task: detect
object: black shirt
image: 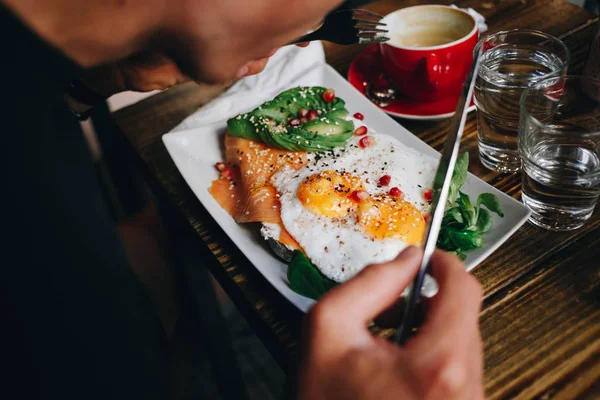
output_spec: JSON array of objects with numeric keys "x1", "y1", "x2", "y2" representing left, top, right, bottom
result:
[{"x1": 1, "y1": 7, "x2": 167, "y2": 399}]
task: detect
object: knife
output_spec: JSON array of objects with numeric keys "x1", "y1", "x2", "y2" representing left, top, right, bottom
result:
[{"x1": 395, "y1": 49, "x2": 482, "y2": 345}]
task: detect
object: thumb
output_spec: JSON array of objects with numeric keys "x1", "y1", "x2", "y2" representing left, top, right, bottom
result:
[{"x1": 314, "y1": 246, "x2": 422, "y2": 330}]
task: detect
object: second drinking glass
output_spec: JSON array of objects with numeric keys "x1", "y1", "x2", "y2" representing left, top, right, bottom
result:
[{"x1": 473, "y1": 29, "x2": 570, "y2": 173}]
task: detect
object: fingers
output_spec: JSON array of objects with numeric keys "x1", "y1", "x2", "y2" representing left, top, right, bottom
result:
[
  {"x1": 403, "y1": 251, "x2": 484, "y2": 400},
  {"x1": 123, "y1": 62, "x2": 192, "y2": 92},
  {"x1": 236, "y1": 42, "x2": 309, "y2": 78},
  {"x1": 426, "y1": 250, "x2": 483, "y2": 330},
  {"x1": 409, "y1": 250, "x2": 482, "y2": 350},
  {"x1": 264, "y1": 48, "x2": 278, "y2": 57},
  {"x1": 309, "y1": 246, "x2": 422, "y2": 332},
  {"x1": 236, "y1": 57, "x2": 270, "y2": 78}
]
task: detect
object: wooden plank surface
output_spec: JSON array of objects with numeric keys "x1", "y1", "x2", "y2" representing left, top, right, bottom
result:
[
  {"x1": 481, "y1": 232, "x2": 600, "y2": 399},
  {"x1": 112, "y1": 1, "x2": 600, "y2": 398}
]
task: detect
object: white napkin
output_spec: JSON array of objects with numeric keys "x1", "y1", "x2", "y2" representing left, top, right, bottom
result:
[
  {"x1": 170, "y1": 42, "x2": 325, "y2": 132},
  {"x1": 450, "y1": 4, "x2": 488, "y2": 35}
]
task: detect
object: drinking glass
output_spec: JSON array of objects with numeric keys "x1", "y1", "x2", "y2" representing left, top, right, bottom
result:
[
  {"x1": 519, "y1": 75, "x2": 600, "y2": 231},
  {"x1": 474, "y1": 30, "x2": 570, "y2": 173}
]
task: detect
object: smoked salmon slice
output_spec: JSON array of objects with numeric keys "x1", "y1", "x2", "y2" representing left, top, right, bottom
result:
[{"x1": 210, "y1": 134, "x2": 307, "y2": 250}]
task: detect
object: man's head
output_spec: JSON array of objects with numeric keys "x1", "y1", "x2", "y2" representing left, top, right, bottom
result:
[
  {"x1": 2, "y1": 0, "x2": 343, "y2": 83},
  {"x1": 156, "y1": 0, "x2": 344, "y2": 82}
]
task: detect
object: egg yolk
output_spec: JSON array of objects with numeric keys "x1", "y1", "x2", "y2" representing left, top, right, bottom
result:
[
  {"x1": 356, "y1": 195, "x2": 425, "y2": 244},
  {"x1": 297, "y1": 170, "x2": 363, "y2": 217}
]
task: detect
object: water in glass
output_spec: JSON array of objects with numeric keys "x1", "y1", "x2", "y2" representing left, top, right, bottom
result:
[
  {"x1": 475, "y1": 46, "x2": 566, "y2": 173},
  {"x1": 519, "y1": 75, "x2": 600, "y2": 231},
  {"x1": 521, "y1": 141, "x2": 600, "y2": 231}
]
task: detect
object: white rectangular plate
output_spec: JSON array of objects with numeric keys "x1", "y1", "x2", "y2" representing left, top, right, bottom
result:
[{"x1": 163, "y1": 63, "x2": 531, "y2": 313}]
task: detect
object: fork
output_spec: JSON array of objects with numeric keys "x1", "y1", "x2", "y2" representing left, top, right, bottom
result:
[{"x1": 289, "y1": 9, "x2": 389, "y2": 45}]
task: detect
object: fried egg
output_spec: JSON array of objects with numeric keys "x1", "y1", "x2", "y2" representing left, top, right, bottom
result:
[{"x1": 269, "y1": 124, "x2": 437, "y2": 283}]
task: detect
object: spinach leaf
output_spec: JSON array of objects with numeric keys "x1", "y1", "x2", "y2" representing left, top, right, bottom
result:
[
  {"x1": 448, "y1": 153, "x2": 469, "y2": 205},
  {"x1": 287, "y1": 251, "x2": 326, "y2": 300},
  {"x1": 323, "y1": 277, "x2": 340, "y2": 291},
  {"x1": 476, "y1": 208, "x2": 493, "y2": 233},
  {"x1": 456, "y1": 191, "x2": 477, "y2": 228},
  {"x1": 477, "y1": 193, "x2": 505, "y2": 217},
  {"x1": 448, "y1": 229, "x2": 484, "y2": 250},
  {"x1": 436, "y1": 153, "x2": 505, "y2": 260},
  {"x1": 437, "y1": 226, "x2": 458, "y2": 251},
  {"x1": 442, "y1": 207, "x2": 465, "y2": 228},
  {"x1": 288, "y1": 251, "x2": 340, "y2": 299}
]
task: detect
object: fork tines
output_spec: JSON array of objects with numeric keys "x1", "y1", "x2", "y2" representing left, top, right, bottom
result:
[
  {"x1": 359, "y1": 34, "x2": 390, "y2": 44},
  {"x1": 352, "y1": 9, "x2": 389, "y2": 44}
]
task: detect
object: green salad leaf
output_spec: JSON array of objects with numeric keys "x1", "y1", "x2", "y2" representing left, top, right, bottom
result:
[
  {"x1": 449, "y1": 152, "x2": 469, "y2": 205},
  {"x1": 477, "y1": 193, "x2": 505, "y2": 217},
  {"x1": 456, "y1": 191, "x2": 477, "y2": 228},
  {"x1": 287, "y1": 251, "x2": 338, "y2": 300},
  {"x1": 436, "y1": 153, "x2": 504, "y2": 257},
  {"x1": 448, "y1": 229, "x2": 484, "y2": 250},
  {"x1": 475, "y1": 208, "x2": 493, "y2": 233}
]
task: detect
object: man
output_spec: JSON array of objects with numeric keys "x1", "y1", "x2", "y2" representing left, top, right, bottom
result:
[{"x1": 0, "y1": 0, "x2": 484, "y2": 398}]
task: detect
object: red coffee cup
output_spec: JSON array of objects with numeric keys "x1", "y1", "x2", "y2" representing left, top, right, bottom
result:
[{"x1": 379, "y1": 5, "x2": 478, "y2": 102}]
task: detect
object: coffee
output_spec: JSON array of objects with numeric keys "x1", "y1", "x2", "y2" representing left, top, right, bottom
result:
[{"x1": 391, "y1": 30, "x2": 459, "y2": 47}]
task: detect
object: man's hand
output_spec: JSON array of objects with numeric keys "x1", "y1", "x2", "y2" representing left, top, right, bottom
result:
[{"x1": 296, "y1": 247, "x2": 485, "y2": 400}]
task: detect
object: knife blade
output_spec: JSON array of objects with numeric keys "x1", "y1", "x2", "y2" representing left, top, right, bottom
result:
[{"x1": 395, "y1": 49, "x2": 482, "y2": 345}]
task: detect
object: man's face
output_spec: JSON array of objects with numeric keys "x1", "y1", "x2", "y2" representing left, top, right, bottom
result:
[{"x1": 159, "y1": 0, "x2": 344, "y2": 83}]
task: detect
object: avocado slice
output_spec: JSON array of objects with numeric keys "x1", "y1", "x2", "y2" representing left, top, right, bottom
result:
[
  {"x1": 227, "y1": 116, "x2": 260, "y2": 141},
  {"x1": 252, "y1": 101, "x2": 291, "y2": 123},
  {"x1": 272, "y1": 118, "x2": 354, "y2": 152},
  {"x1": 303, "y1": 117, "x2": 354, "y2": 137},
  {"x1": 226, "y1": 86, "x2": 355, "y2": 151}
]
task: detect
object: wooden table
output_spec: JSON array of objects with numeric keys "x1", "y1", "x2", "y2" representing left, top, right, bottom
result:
[{"x1": 113, "y1": 1, "x2": 600, "y2": 398}]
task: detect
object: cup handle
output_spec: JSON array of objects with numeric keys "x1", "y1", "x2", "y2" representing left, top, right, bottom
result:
[{"x1": 424, "y1": 53, "x2": 443, "y2": 91}]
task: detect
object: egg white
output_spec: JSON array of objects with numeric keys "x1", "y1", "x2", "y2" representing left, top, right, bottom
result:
[{"x1": 269, "y1": 123, "x2": 437, "y2": 283}]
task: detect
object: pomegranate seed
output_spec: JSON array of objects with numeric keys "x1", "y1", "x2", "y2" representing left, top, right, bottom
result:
[
  {"x1": 220, "y1": 167, "x2": 234, "y2": 179},
  {"x1": 424, "y1": 213, "x2": 430, "y2": 223},
  {"x1": 299, "y1": 117, "x2": 308, "y2": 124},
  {"x1": 322, "y1": 88, "x2": 335, "y2": 103},
  {"x1": 298, "y1": 108, "x2": 309, "y2": 118},
  {"x1": 423, "y1": 188, "x2": 433, "y2": 202},
  {"x1": 288, "y1": 118, "x2": 300, "y2": 126},
  {"x1": 354, "y1": 126, "x2": 368, "y2": 136},
  {"x1": 307, "y1": 109, "x2": 319, "y2": 121},
  {"x1": 358, "y1": 136, "x2": 374, "y2": 148},
  {"x1": 378, "y1": 175, "x2": 391, "y2": 186},
  {"x1": 389, "y1": 187, "x2": 404, "y2": 198},
  {"x1": 353, "y1": 112, "x2": 364, "y2": 120},
  {"x1": 215, "y1": 162, "x2": 226, "y2": 172},
  {"x1": 350, "y1": 190, "x2": 370, "y2": 202}
]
